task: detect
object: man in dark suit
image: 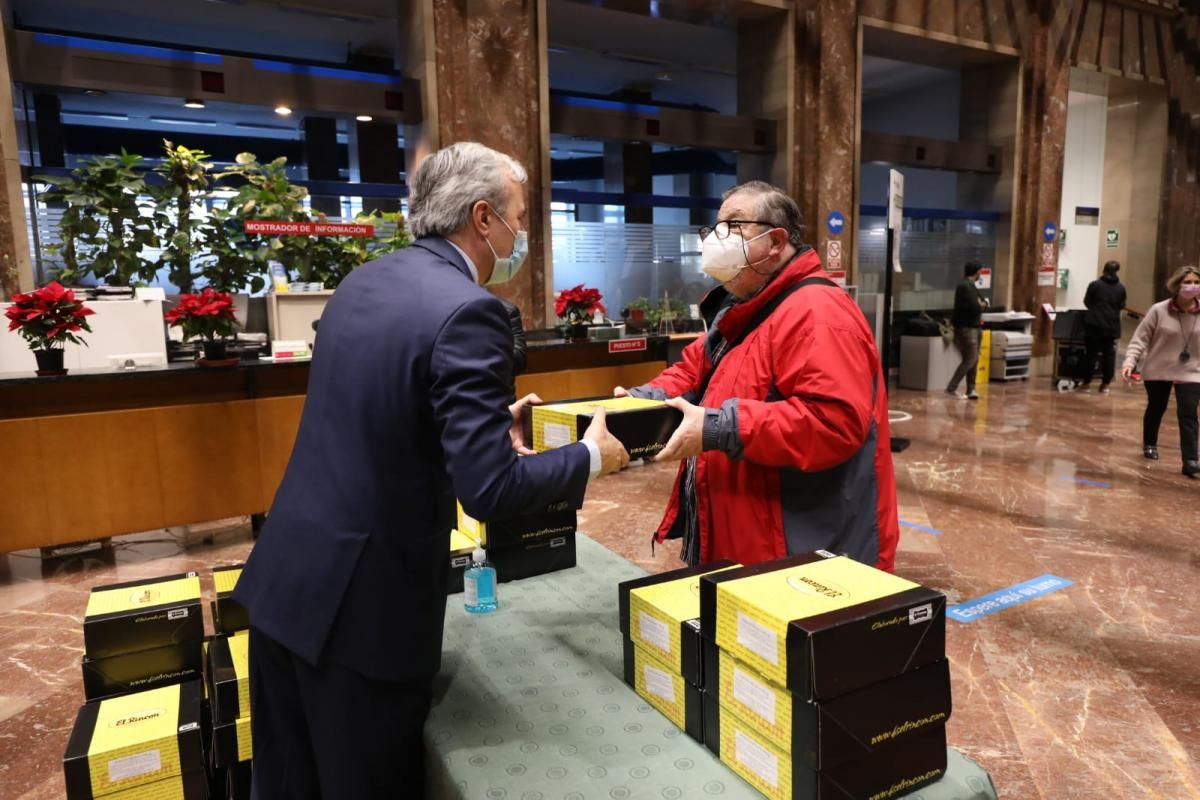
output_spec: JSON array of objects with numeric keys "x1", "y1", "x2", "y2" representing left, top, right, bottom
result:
[{"x1": 235, "y1": 142, "x2": 629, "y2": 799}]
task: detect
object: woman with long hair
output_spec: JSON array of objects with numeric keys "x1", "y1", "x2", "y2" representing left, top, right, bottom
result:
[{"x1": 1122, "y1": 265, "x2": 1200, "y2": 477}]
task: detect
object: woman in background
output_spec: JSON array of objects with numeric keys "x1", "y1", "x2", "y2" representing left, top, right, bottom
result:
[{"x1": 1122, "y1": 265, "x2": 1200, "y2": 477}]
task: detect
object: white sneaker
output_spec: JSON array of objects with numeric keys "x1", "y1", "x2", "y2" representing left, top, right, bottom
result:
[
  {"x1": 967, "y1": 391, "x2": 980, "y2": 400},
  {"x1": 945, "y1": 389, "x2": 966, "y2": 400}
]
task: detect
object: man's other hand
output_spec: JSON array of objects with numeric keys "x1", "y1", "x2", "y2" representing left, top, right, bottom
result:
[
  {"x1": 508, "y1": 393, "x2": 542, "y2": 455},
  {"x1": 583, "y1": 407, "x2": 630, "y2": 475}
]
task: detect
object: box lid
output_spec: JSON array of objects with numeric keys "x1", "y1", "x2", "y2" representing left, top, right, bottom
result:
[
  {"x1": 619, "y1": 560, "x2": 739, "y2": 636},
  {"x1": 85, "y1": 574, "x2": 201, "y2": 621},
  {"x1": 63, "y1": 681, "x2": 204, "y2": 799},
  {"x1": 212, "y1": 565, "x2": 243, "y2": 597}
]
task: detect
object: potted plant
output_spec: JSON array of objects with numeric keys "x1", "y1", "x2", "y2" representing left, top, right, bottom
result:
[
  {"x1": 164, "y1": 287, "x2": 239, "y2": 365},
  {"x1": 37, "y1": 150, "x2": 161, "y2": 287},
  {"x1": 151, "y1": 140, "x2": 213, "y2": 293},
  {"x1": 555, "y1": 284, "x2": 606, "y2": 342},
  {"x1": 4, "y1": 281, "x2": 95, "y2": 375}
]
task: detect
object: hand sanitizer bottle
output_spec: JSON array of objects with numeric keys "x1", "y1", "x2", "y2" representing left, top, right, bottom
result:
[{"x1": 463, "y1": 539, "x2": 497, "y2": 614}]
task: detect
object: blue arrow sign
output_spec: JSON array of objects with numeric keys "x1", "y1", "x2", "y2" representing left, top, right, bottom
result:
[
  {"x1": 1043, "y1": 222, "x2": 1057, "y2": 242},
  {"x1": 827, "y1": 210, "x2": 845, "y2": 236}
]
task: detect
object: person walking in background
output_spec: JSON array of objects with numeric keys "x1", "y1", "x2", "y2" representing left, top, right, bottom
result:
[
  {"x1": 946, "y1": 260, "x2": 987, "y2": 400},
  {"x1": 1081, "y1": 260, "x2": 1127, "y2": 394},
  {"x1": 1122, "y1": 265, "x2": 1200, "y2": 478}
]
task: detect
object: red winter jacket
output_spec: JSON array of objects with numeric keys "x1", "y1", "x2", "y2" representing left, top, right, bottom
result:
[{"x1": 633, "y1": 249, "x2": 899, "y2": 571}]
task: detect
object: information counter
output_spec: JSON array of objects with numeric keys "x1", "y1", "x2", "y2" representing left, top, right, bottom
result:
[{"x1": 0, "y1": 338, "x2": 670, "y2": 553}]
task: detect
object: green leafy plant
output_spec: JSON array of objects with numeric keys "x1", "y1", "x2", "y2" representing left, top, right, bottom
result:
[
  {"x1": 200, "y1": 152, "x2": 309, "y2": 294},
  {"x1": 313, "y1": 210, "x2": 413, "y2": 289},
  {"x1": 37, "y1": 151, "x2": 161, "y2": 286},
  {"x1": 152, "y1": 140, "x2": 213, "y2": 293}
]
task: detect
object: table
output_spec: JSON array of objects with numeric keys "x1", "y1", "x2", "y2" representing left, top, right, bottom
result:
[{"x1": 427, "y1": 535, "x2": 999, "y2": 800}]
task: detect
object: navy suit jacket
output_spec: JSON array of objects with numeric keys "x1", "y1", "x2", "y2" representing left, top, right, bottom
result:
[{"x1": 235, "y1": 237, "x2": 591, "y2": 681}]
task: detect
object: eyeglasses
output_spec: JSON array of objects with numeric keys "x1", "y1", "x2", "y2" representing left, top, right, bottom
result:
[{"x1": 698, "y1": 219, "x2": 776, "y2": 241}]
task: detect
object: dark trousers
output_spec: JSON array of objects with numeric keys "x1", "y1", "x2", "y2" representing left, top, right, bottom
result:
[
  {"x1": 249, "y1": 627, "x2": 434, "y2": 800},
  {"x1": 947, "y1": 327, "x2": 981, "y2": 393},
  {"x1": 1143, "y1": 381, "x2": 1200, "y2": 464},
  {"x1": 1084, "y1": 331, "x2": 1117, "y2": 386}
]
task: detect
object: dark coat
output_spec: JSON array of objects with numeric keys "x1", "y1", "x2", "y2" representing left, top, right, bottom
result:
[
  {"x1": 235, "y1": 237, "x2": 590, "y2": 681},
  {"x1": 1083, "y1": 273, "x2": 1127, "y2": 338}
]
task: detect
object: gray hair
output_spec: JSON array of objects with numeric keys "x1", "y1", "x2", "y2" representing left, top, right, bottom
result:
[
  {"x1": 408, "y1": 142, "x2": 528, "y2": 238},
  {"x1": 722, "y1": 181, "x2": 807, "y2": 249}
]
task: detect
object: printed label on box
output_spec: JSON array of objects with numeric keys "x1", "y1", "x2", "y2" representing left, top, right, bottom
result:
[
  {"x1": 643, "y1": 664, "x2": 676, "y2": 704},
  {"x1": 638, "y1": 611, "x2": 671, "y2": 655},
  {"x1": 543, "y1": 422, "x2": 572, "y2": 449},
  {"x1": 909, "y1": 603, "x2": 933, "y2": 625},
  {"x1": 735, "y1": 730, "x2": 779, "y2": 789},
  {"x1": 737, "y1": 611, "x2": 779, "y2": 666},
  {"x1": 733, "y1": 666, "x2": 777, "y2": 726},
  {"x1": 107, "y1": 749, "x2": 162, "y2": 783},
  {"x1": 167, "y1": 609, "x2": 188, "y2": 620}
]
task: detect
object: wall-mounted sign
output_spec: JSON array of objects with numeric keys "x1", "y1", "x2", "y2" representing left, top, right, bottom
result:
[
  {"x1": 1043, "y1": 222, "x2": 1057, "y2": 242},
  {"x1": 1105, "y1": 228, "x2": 1120, "y2": 248},
  {"x1": 826, "y1": 210, "x2": 845, "y2": 236},
  {"x1": 245, "y1": 221, "x2": 375, "y2": 236},
  {"x1": 608, "y1": 338, "x2": 647, "y2": 354},
  {"x1": 975, "y1": 268, "x2": 992, "y2": 290}
]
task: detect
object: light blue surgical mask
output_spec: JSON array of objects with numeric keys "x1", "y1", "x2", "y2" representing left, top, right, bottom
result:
[{"x1": 484, "y1": 205, "x2": 528, "y2": 285}]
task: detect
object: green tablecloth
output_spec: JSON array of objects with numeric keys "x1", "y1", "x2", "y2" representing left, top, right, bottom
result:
[{"x1": 426, "y1": 534, "x2": 997, "y2": 800}]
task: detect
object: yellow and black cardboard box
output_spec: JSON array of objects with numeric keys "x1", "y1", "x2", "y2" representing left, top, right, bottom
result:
[
  {"x1": 211, "y1": 565, "x2": 249, "y2": 635},
  {"x1": 713, "y1": 648, "x2": 951, "y2": 768},
  {"x1": 699, "y1": 552, "x2": 945, "y2": 700},
  {"x1": 457, "y1": 499, "x2": 578, "y2": 551},
  {"x1": 208, "y1": 631, "x2": 250, "y2": 725},
  {"x1": 63, "y1": 680, "x2": 205, "y2": 799},
  {"x1": 79, "y1": 769, "x2": 209, "y2": 800},
  {"x1": 82, "y1": 640, "x2": 204, "y2": 702},
  {"x1": 703, "y1": 694, "x2": 948, "y2": 800},
  {"x1": 212, "y1": 714, "x2": 253, "y2": 768},
  {"x1": 447, "y1": 529, "x2": 577, "y2": 595},
  {"x1": 623, "y1": 641, "x2": 703, "y2": 743},
  {"x1": 522, "y1": 396, "x2": 683, "y2": 461},
  {"x1": 617, "y1": 561, "x2": 739, "y2": 687},
  {"x1": 84, "y1": 573, "x2": 204, "y2": 660}
]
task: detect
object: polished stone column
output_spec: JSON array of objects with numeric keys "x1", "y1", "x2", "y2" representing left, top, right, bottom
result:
[
  {"x1": 1010, "y1": 5, "x2": 1070, "y2": 361},
  {"x1": 773, "y1": 0, "x2": 858, "y2": 277},
  {"x1": 0, "y1": 10, "x2": 33, "y2": 295},
  {"x1": 402, "y1": 0, "x2": 552, "y2": 327}
]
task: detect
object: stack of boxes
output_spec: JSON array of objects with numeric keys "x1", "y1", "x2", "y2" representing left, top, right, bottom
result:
[
  {"x1": 620, "y1": 553, "x2": 954, "y2": 800},
  {"x1": 208, "y1": 630, "x2": 253, "y2": 799},
  {"x1": 617, "y1": 562, "x2": 740, "y2": 743},
  {"x1": 80, "y1": 573, "x2": 206, "y2": 701},
  {"x1": 64, "y1": 566, "x2": 253, "y2": 800},
  {"x1": 698, "y1": 552, "x2": 952, "y2": 800},
  {"x1": 446, "y1": 500, "x2": 578, "y2": 594},
  {"x1": 207, "y1": 563, "x2": 253, "y2": 799}
]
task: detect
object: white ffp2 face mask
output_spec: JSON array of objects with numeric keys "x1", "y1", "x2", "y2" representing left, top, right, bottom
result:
[{"x1": 700, "y1": 230, "x2": 771, "y2": 283}]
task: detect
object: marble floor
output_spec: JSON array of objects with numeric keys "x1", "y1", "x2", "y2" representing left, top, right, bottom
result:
[{"x1": 2, "y1": 381, "x2": 1198, "y2": 799}]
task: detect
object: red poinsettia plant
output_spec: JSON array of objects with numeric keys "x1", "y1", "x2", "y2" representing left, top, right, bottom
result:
[
  {"x1": 164, "y1": 287, "x2": 238, "y2": 341},
  {"x1": 555, "y1": 284, "x2": 606, "y2": 325},
  {"x1": 4, "y1": 281, "x2": 95, "y2": 350}
]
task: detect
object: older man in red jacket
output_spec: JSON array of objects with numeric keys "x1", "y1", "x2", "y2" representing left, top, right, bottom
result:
[{"x1": 618, "y1": 181, "x2": 899, "y2": 572}]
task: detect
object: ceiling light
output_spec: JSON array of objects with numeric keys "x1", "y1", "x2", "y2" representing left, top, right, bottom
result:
[
  {"x1": 83, "y1": 89, "x2": 106, "y2": 97},
  {"x1": 356, "y1": 114, "x2": 373, "y2": 122},
  {"x1": 274, "y1": 105, "x2": 293, "y2": 116},
  {"x1": 150, "y1": 116, "x2": 218, "y2": 127},
  {"x1": 184, "y1": 98, "x2": 206, "y2": 109}
]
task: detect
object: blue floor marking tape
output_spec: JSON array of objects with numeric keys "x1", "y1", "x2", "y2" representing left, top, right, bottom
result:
[
  {"x1": 947, "y1": 574, "x2": 1074, "y2": 623},
  {"x1": 1062, "y1": 477, "x2": 1113, "y2": 489},
  {"x1": 899, "y1": 519, "x2": 943, "y2": 535}
]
